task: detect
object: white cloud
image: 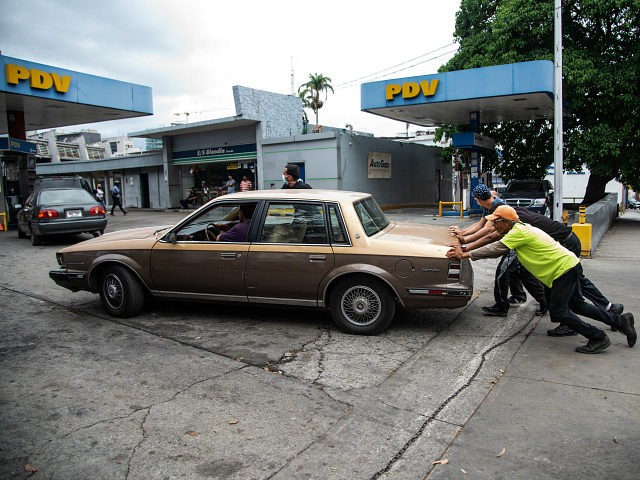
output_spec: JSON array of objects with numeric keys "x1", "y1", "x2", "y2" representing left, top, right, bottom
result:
[{"x1": 1, "y1": 0, "x2": 460, "y2": 137}]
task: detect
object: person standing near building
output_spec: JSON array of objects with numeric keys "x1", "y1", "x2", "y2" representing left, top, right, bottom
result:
[
  {"x1": 110, "y1": 181, "x2": 127, "y2": 215},
  {"x1": 240, "y1": 175, "x2": 253, "y2": 192},
  {"x1": 282, "y1": 164, "x2": 312, "y2": 189},
  {"x1": 95, "y1": 184, "x2": 105, "y2": 208},
  {"x1": 224, "y1": 175, "x2": 237, "y2": 194}
]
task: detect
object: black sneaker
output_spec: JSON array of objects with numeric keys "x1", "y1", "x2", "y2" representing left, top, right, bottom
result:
[
  {"x1": 508, "y1": 295, "x2": 526, "y2": 304},
  {"x1": 575, "y1": 335, "x2": 611, "y2": 354},
  {"x1": 482, "y1": 305, "x2": 508, "y2": 317},
  {"x1": 547, "y1": 325, "x2": 577, "y2": 336},
  {"x1": 609, "y1": 303, "x2": 624, "y2": 315},
  {"x1": 618, "y1": 313, "x2": 636, "y2": 347}
]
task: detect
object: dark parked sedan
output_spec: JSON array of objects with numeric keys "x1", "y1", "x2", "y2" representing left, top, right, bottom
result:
[{"x1": 17, "y1": 187, "x2": 108, "y2": 245}]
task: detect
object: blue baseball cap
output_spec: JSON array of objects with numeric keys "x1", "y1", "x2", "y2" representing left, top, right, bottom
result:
[{"x1": 472, "y1": 184, "x2": 491, "y2": 200}]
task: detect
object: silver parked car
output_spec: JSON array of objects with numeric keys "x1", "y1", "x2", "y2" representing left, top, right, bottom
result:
[{"x1": 17, "y1": 187, "x2": 108, "y2": 245}]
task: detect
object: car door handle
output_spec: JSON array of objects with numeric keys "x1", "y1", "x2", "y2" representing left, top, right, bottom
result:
[
  {"x1": 309, "y1": 254, "x2": 326, "y2": 262},
  {"x1": 220, "y1": 252, "x2": 238, "y2": 259}
]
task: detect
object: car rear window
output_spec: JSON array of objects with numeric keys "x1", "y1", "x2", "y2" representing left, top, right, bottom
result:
[
  {"x1": 354, "y1": 196, "x2": 389, "y2": 236},
  {"x1": 39, "y1": 189, "x2": 95, "y2": 204}
]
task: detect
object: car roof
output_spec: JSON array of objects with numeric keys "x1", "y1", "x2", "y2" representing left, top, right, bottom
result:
[{"x1": 216, "y1": 189, "x2": 371, "y2": 203}]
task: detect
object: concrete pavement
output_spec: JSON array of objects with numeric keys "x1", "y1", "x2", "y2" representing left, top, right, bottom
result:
[
  {"x1": 422, "y1": 208, "x2": 640, "y2": 479},
  {"x1": 1, "y1": 206, "x2": 638, "y2": 479}
]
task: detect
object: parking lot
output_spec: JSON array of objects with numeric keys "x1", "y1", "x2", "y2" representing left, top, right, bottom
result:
[{"x1": 1, "y1": 208, "x2": 639, "y2": 479}]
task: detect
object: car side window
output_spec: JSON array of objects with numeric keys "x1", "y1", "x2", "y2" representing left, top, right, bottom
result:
[
  {"x1": 328, "y1": 204, "x2": 349, "y2": 244},
  {"x1": 173, "y1": 203, "x2": 242, "y2": 242},
  {"x1": 260, "y1": 202, "x2": 327, "y2": 244}
]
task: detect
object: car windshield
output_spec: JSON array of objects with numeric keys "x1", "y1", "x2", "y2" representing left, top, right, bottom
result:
[
  {"x1": 39, "y1": 188, "x2": 95, "y2": 204},
  {"x1": 504, "y1": 181, "x2": 543, "y2": 193},
  {"x1": 354, "y1": 196, "x2": 389, "y2": 236}
]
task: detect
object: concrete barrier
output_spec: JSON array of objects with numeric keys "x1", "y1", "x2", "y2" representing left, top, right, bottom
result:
[{"x1": 573, "y1": 193, "x2": 618, "y2": 254}]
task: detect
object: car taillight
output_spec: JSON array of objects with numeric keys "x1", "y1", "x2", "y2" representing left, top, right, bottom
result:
[
  {"x1": 90, "y1": 206, "x2": 106, "y2": 215},
  {"x1": 447, "y1": 261, "x2": 461, "y2": 281},
  {"x1": 38, "y1": 209, "x2": 59, "y2": 219}
]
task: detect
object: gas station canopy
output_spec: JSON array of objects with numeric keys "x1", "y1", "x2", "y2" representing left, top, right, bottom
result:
[
  {"x1": 1, "y1": 55, "x2": 153, "y2": 135},
  {"x1": 361, "y1": 60, "x2": 554, "y2": 126}
]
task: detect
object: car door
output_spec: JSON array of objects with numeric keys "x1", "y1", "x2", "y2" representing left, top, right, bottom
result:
[
  {"x1": 148, "y1": 201, "x2": 254, "y2": 302},
  {"x1": 245, "y1": 201, "x2": 335, "y2": 306}
]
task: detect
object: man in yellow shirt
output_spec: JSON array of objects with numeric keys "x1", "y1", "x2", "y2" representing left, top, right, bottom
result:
[{"x1": 447, "y1": 205, "x2": 635, "y2": 354}]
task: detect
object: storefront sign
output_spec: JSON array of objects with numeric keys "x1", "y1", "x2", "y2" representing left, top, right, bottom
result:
[
  {"x1": 385, "y1": 79, "x2": 439, "y2": 101},
  {"x1": 368, "y1": 152, "x2": 392, "y2": 178},
  {"x1": 5, "y1": 63, "x2": 72, "y2": 93},
  {"x1": 173, "y1": 143, "x2": 257, "y2": 165}
]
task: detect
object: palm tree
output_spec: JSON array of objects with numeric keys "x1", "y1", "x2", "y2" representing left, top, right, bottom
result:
[{"x1": 297, "y1": 73, "x2": 334, "y2": 128}]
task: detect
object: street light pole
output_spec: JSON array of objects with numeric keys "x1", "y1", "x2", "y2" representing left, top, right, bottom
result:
[{"x1": 553, "y1": 0, "x2": 564, "y2": 220}]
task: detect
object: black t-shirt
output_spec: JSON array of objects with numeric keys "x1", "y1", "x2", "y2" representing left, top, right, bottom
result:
[
  {"x1": 282, "y1": 181, "x2": 312, "y2": 189},
  {"x1": 515, "y1": 207, "x2": 571, "y2": 241}
]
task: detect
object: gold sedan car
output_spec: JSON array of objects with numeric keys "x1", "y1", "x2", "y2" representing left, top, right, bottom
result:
[{"x1": 50, "y1": 190, "x2": 473, "y2": 334}]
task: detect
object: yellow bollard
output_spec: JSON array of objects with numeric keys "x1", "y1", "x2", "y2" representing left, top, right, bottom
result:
[{"x1": 571, "y1": 207, "x2": 591, "y2": 257}]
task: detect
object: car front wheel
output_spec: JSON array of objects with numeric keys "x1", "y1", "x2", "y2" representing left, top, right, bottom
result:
[
  {"x1": 329, "y1": 276, "x2": 396, "y2": 335},
  {"x1": 99, "y1": 265, "x2": 145, "y2": 317}
]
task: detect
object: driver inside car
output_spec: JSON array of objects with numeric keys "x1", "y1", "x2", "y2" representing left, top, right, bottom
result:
[{"x1": 214, "y1": 204, "x2": 255, "y2": 242}]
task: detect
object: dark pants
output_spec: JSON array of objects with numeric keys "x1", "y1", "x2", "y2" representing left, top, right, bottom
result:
[
  {"x1": 495, "y1": 251, "x2": 547, "y2": 311},
  {"x1": 111, "y1": 197, "x2": 126, "y2": 215},
  {"x1": 546, "y1": 264, "x2": 609, "y2": 341},
  {"x1": 561, "y1": 232, "x2": 610, "y2": 309}
]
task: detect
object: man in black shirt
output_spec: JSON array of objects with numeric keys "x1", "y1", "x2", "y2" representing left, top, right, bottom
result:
[{"x1": 282, "y1": 164, "x2": 312, "y2": 189}]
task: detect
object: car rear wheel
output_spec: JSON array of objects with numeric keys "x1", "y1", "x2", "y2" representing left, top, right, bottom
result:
[
  {"x1": 329, "y1": 276, "x2": 395, "y2": 335},
  {"x1": 99, "y1": 265, "x2": 144, "y2": 318},
  {"x1": 30, "y1": 227, "x2": 41, "y2": 246}
]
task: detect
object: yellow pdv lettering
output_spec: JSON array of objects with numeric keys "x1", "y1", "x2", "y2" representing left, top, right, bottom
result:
[
  {"x1": 402, "y1": 82, "x2": 421, "y2": 99},
  {"x1": 5, "y1": 64, "x2": 30, "y2": 84},
  {"x1": 386, "y1": 83, "x2": 401, "y2": 101},
  {"x1": 51, "y1": 73, "x2": 71, "y2": 93},
  {"x1": 420, "y1": 79, "x2": 439, "y2": 96},
  {"x1": 30, "y1": 69, "x2": 53, "y2": 90}
]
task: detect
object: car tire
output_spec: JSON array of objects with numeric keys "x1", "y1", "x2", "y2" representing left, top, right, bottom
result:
[
  {"x1": 30, "y1": 228, "x2": 41, "y2": 246},
  {"x1": 99, "y1": 265, "x2": 145, "y2": 318},
  {"x1": 329, "y1": 275, "x2": 396, "y2": 335}
]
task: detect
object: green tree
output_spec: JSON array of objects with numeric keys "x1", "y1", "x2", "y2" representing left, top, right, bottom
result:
[
  {"x1": 440, "y1": 0, "x2": 640, "y2": 202},
  {"x1": 298, "y1": 73, "x2": 335, "y2": 127}
]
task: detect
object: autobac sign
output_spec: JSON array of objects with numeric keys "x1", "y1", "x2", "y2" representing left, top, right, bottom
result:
[
  {"x1": 368, "y1": 152, "x2": 391, "y2": 178},
  {"x1": 5, "y1": 63, "x2": 71, "y2": 93}
]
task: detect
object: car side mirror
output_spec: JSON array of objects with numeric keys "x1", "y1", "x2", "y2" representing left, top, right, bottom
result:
[{"x1": 166, "y1": 231, "x2": 177, "y2": 244}]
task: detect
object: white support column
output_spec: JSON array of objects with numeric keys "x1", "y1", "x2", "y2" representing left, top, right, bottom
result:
[{"x1": 553, "y1": 0, "x2": 564, "y2": 220}]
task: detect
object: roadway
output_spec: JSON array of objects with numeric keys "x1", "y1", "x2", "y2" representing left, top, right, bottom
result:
[{"x1": 1, "y1": 207, "x2": 638, "y2": 479}]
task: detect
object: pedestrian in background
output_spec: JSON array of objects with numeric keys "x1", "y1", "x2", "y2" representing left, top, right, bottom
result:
[
  {"x1": 224, "y1": 175, "x2": 236, "y2": 193},
  {"x1": 282, "y1": 164, "x2": 312, "y2": 189},
  {"x1": 240, "y1": 175, "x2": 253, "y2": 192},
  {"x1": 110, "y1": 181, "x2": 127, "y2": 215},
  {"x1": 95, "y1": 183, "x2": 105, "y2": 208}
]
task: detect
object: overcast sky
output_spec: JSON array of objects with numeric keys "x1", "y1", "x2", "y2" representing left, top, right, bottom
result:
[{"x1": 1, "y1": 0, "x2": 461, "y2": 138}]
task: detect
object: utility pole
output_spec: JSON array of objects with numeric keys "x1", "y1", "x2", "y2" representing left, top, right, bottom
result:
[{"x1": 553, "y1": 0, "x2": 564, "y2": 221}]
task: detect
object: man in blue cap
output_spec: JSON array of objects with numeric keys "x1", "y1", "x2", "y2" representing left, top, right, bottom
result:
[{"x1": 449, "y1": 184, "x2": 548, "y2": 317}]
